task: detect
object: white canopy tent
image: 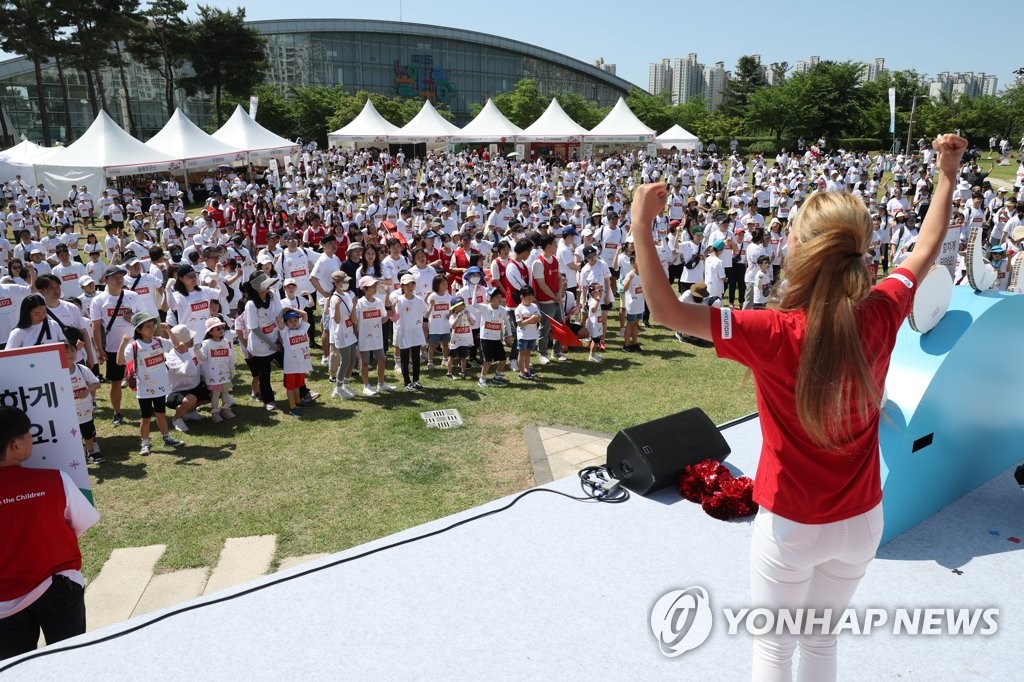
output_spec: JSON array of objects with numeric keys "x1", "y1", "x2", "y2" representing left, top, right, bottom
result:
[
  {"x1": 451, "y1": 99, "x2": 523, "y2": 143},
  {"x1": 34, "y1": 111, "x2": 181, "y2": 201},
  {"x1": 518, "y1": 98, "x2": 588, "y2": 142},
  {"x1": 211, "y1": 106, "x2": 299, "y2": 162},
  {"x1": 585, "y1": 98, "x2": 655, "y2": 143},
  {"x1": 656, "y1": 124, "x2": 702, "y2": 151},
  {"x1": 390, "y1": 100, "x2": 462, "y2": 144},
  {"x1": 0, "y1": 140, "x2": 50, "y2": 186},
  {"x1": 327, "y1": 99, "x2": 400, "y2": 147},
  {"x1": 147, "y1": 109, "x2": 248, "y2": 170}
]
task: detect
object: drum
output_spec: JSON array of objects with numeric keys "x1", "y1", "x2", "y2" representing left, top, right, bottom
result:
[{"x1": 908, "y1": 264, "x2": 953, "y2": 333}]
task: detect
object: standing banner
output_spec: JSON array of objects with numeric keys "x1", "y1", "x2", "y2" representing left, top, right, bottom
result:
[
  {"x1": 937, "y1": 224, "x2": 962, "y2": 279},
  {"x1": 515, "y1": 143, "x2": 525, "y2": 159},
  {"x1": 0, "y1": 343, "x2": 93, "y2": 503},
  {"x1": 249, "y1": 95, "x2": 259, "y2": 120},
  {"x1": 888, "y1": 87, "x2": 897, "y2": 134}
]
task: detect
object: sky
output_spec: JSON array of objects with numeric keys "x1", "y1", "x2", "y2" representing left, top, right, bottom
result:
[{"x1": 3, "y1": 0, "x2": 1021, "y2": 90}]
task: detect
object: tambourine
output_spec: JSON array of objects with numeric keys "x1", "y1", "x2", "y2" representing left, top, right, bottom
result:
[{"x1": 908, "y1": 264, "x2": 953, "y2": 333}]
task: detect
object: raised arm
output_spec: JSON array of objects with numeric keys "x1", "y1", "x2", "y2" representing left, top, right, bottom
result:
[
  {"x1": 899, "y1": 134, "x2": 968, "y2": 284},
  {"x1": 631, "y1": 184, "x2": 712, "y2": 341}
]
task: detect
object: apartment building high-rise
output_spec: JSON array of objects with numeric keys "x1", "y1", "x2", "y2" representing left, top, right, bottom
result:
[
  {"x1": 862, "y1": 57, "x2": 886, "y2": 83},
  {"x1": 648, "y1": 58, "x2": 672, "y2": 96},
  {"x1": 593, "y1": 57, "x2": 616, "y2": 75},
  {"x1": 793, "y1": 56, "x2": 820, "y2": 75},
  {"x1": 670, "y1": 53, "x2": 705, "y2": 105},
  {"x1": 703, "y1": 61, "x2": 729, "y2": 110},
  {"x1": 926, "y1": 71, "x2": 998, "y2": 100}
]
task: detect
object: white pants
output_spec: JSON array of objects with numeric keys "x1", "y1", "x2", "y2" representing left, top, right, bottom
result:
[{"x1": 749, "y1": 502, "x2": 883, "y2": 682}]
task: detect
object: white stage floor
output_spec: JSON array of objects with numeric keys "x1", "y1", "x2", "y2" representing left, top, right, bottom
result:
[{"x1": 3, "y1": 415, "x2": 1022, "y2": 680}]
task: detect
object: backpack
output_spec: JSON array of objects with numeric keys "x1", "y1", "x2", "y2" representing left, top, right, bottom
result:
[{"x1": 124, "y1": 340, "x2": 138, "y2": 392}]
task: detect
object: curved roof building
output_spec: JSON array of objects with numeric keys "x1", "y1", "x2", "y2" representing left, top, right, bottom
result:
[{"x1": 0, "y1": 18, "x2": 636, "y2": 143}]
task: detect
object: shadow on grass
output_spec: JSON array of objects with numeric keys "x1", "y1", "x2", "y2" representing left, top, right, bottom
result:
[
  {"x1": 89, "y1": 435, "x2": 150, "y2": 482},
  {"x1": 169, "y1": 443, "x2": 236, "y2": 466}
]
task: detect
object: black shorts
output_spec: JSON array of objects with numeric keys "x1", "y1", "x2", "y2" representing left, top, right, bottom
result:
[
  {"x1": 105, "y1": 351, "x2": 125, "y2": 381},
  {"x1": 481, "y1": 339, "x2": 506, "y2": 363},
  {"x1": 567, "y1": 321, "x2": 582, "y2": 335},
  {"x1": 450, "y1": 345, "x2": 470, "y2": 359},
  {"x1": 138, "y1": 395, "x2": 167, "y2": 418},
  {"x1": 167, "y1": 382, "x2": 211, "y2": 408},
  {"x1": 608, "y1": 267, "x2": 620, "y2": 278},
  {"x1": 599, "y1": 303, "x2": 613, "y2": 312},
  {"x1": 80, "y1": 419, "x2": 96, "y2": 440}
]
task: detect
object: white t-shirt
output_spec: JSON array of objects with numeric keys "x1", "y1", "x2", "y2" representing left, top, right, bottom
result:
[
  {"x1": 69, "y1": 363, "x2": 98, "y2": 423},
  {"x1": 244, "y1": 297, "x2": 282, "y2": 357},
  {"x1": 90, "y1": 289, "x2": 141, "y2": 353},
  {"x1": 623, "y1": 272, "x2": 645, "y2": 315},
  {"x1": 449, "y1": 309, "x2": 476, "y2": 348},
  {"x1": 0, "y1": 282, "x2": 31, "y2": 343},
  {"x1": 479, "y1": 305, "x2": 508, "y2": 341},
  {"x1": 200, "y1": 336, "x2": 235, "y2": 385},
  {"x1": 123, "y1": 337, "x2": 173, "y2": 399},
  {"x1": 281, "y1": 321, "x2": 312, "y2": 374},
  {"x1": 52, "y1": 262, "x2": 87, "y2": 298},
  {"x1": 355, "y1": 296, "x2": 386, "y2": 351},
  {"x1": 393, "y1": 295, "x2": 428, "y2": 349},
  {"x1": 704, "y1": 255, "x2": 727, "y2": 298},
  {"x1": 329, "y1": 291, "x2": 357, "y2": 348},
  {"x1": 166, "y1": 346, "x2": 203, "y2": 393},
  {"x1": 426, "y1": 292, "x2": 452, "y2": 335},
  {"x1": 515, "y1": 302, "x2": 540, "y2": 340}
]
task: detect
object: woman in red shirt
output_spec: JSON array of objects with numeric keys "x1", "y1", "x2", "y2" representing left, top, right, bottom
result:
[{"x1": 633, "y1": 134, "x2": 967, "y2": 682}]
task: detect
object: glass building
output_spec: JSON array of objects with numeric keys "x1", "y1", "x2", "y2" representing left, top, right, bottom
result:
[{"x1": 0, "y1": 18, "x2": 637, "y2": 143}]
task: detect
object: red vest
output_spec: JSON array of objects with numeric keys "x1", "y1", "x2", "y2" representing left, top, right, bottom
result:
[
  {"x1": 505, "y1": 260, "x2": 528, "y2": 308},
  {"x1": 304, "y1": 226, "x2": 325, "y2": 248},
  {"x1": 252, "y1": 222, "x2": 269, "y2": 248},
  {"x1": 451, "y1": 248, "x2": 471, "y2": 285},
  {"x1": 534, "y1": 255, "x2": 559, "y2": 303},
  {"x1": 0, "y1": 467, "x2": 81, "y2": 600}
]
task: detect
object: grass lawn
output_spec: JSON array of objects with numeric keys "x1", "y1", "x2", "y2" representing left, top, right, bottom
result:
[{"x1": 80, "y1": 320, "x2": 757, "y2": 578}]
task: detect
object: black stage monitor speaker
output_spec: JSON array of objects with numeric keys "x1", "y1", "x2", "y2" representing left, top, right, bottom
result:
[{"x1": 605, "y1": 408, "x2": 731, "y2": 496}]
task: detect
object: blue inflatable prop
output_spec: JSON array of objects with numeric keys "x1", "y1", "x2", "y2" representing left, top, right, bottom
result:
[{"x1": 880, "y1": 287, "x2": 1024, "y2": 544}]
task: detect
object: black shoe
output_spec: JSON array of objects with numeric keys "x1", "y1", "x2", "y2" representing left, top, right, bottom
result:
[
  {"x1": 111, "y1": 413, "x2": 125, "y2": 427},
  {"x1": 87, "y1": 454, "x2": 105, "y2": 465}
]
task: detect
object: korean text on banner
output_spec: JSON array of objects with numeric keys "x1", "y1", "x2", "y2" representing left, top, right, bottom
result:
[{"x1": 0, "y1": 342, "x2": 93, "y2": 504}]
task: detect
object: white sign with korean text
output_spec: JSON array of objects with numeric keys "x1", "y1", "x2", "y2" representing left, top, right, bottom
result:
[
  {"x1": 937, "y1": 225, "x2": 961, "y2": 279},
  {"x1": 0, "y1": 343, "x2": 92, "y2": 502}
]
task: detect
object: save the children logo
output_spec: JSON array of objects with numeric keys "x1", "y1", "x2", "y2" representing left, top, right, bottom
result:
[{"x1": 649, "y1": 586, "x2": 713, "y2": 657}]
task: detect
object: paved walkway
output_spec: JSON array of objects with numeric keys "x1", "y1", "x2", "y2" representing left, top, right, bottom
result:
[{"x1": 81, "y1": 424, "x2": 610, "y2": 634}]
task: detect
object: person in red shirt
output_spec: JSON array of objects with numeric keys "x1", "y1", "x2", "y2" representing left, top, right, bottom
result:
[
  {"x1": 0, "y1": 406, "x2": 100, "y2": 659},
  {"x1": 632, "y1": 134, "x2": 967, "y2": 682}
]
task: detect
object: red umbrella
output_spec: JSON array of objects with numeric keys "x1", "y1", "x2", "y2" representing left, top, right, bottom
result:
[{"x1": 544, "y1": 314, "x2": 584, "y2": 348}]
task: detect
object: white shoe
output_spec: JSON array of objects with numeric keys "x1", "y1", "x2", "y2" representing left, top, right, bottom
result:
[
  {"x1": 510, "y1": 359, "x2": 518, "y2": 372},
  {"x1": 321, "y1": 355, "x2": 329, "y2": 366},
  {"x1": 172, "y1": 418, "x2": 189, "y2": 433},
  {"x1": 182, "y1": 411, "x2": 205, "y2": 421},
  {"x1": 589, "y1": 355, "x2": 603, "y2": 363},
  {"x1": 211, "y1": 411, "x2": 223, "y2": 423},
  {"x1": 377, "y1": 382, "x2": 396, "y2": 392},
  {"x1": 537, "y1": 355, "x2": 551, "y2": 365},
  {"x1": 331, "y1": 387, "x2": 341, "y2": 399},
  {"x1": 362, "y1": 385, "x2": 377, "y2": 397},
  {"x1": 340, "y1": 384, "x2": 356, "y2": 399},
  {"x1": 554, "y1": 353, "x2": 568, "y2": 361}
]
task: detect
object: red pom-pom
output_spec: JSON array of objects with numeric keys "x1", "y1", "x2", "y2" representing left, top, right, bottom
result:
[
  {"x1": 678, "y1": 459, "x2": 733, "y2": 502},
  {"x1": 717, "y1": 475, "x2": 758, "y2": 518},
  {"x1": 701, "y1": 491, "x2": 735, "y2": 520}
]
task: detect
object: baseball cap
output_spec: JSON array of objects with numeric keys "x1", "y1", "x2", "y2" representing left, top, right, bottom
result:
[
  {"x1": 712, "y1": 239, "x2": 725, "y2": 251},
  {"x1": 78, "y1": 275, "x2": 95, "y2": 287},
  {"x1": 282, "y1": 310, "x2": 301, "y2": 320},
  {"x1": 103, "y1": 265, "x2": 127, "y2": 279},
  {"x1": 357, "y1": 275, "x2": 377, "y2": 289},
  {"x1": 400, "y1": 274, "x2": 417, "y2": 285}
]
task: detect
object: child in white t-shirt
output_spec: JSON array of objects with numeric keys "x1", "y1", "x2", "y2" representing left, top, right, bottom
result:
[
  {"x1": 425, "y1": 275, "x2": 452, "y2": 370},
  {"x1": 353, "y1": 276, "x2": 395, "y2": 396},
  {"x1": 117, "y1": 311, "x2": 185, "y2": 456},
  {"x1": 478, "y1": 287, "x2": 512, "y2": 386},
  {"x1": 585, "y1": 284, "x2": 604, "y2": 362},
  {"x1": 64, "y1": 333, "x2": 101, "y2": 464},
  {"x1": 513, "y1": 285, "x2": 541, "y2": 380},
  {"x1": 447, "y1": 297, "x2": 477, "y2": 379},
  {"x1": 394, "y1": 274, "x2": 428, "y2": 389},
  {"x1": 200, "y1": 316, "x2": 236, "y2": 422},
  {"x1": 752, "y1": 255, "x2": 772, "y2": 309},
  {"x1": 278, "y1": 309, "x2": 311, "y2": 416},
  {"x1": 328, "y1": 271, "x2": 358, "y2": 400}
]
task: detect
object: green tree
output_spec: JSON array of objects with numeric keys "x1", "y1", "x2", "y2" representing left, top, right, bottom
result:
[
  {"x1": 555, "y1": 91, "x2": 608, "y2": 129},
  {"x1": 0, "y1": 0, "x2": 60, "y2": 144},
  {"x1": 491, "y1": 79, "x2": 549, "y2": 129},
  {"x1": 288, "y1": 86, "x2": 347, "y2": 147},
  {"x1": 745, "y1": 84, "x2": 800, "y2": 142},
  {"x1": 625, "y1": 87, "x2": 674, "y2": 133},
  {"x1": 721, "y1": 55, "x2": 767, "y2": 117},
  {"x1": 127, "y1": 0, "x2": 192, "y2": 117},
  {"x1": 672, "y1": 95, "x2": 710, "y2": 134},
  {"x1": 180, "y1": 5, "x2": 268, "y2": 127},
  {"x1": 786, "y1": 61, "x2": 866, "y2": 140}
]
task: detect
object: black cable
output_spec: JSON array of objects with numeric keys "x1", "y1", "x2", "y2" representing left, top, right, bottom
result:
[{"x1": 0, "y1": 481, "x2": 626, "y2": 673}]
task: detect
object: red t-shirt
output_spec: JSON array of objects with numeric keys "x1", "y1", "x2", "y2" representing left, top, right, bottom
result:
[{"x1": 710, "y1": 268, "x2": 917, "y2": 524}]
